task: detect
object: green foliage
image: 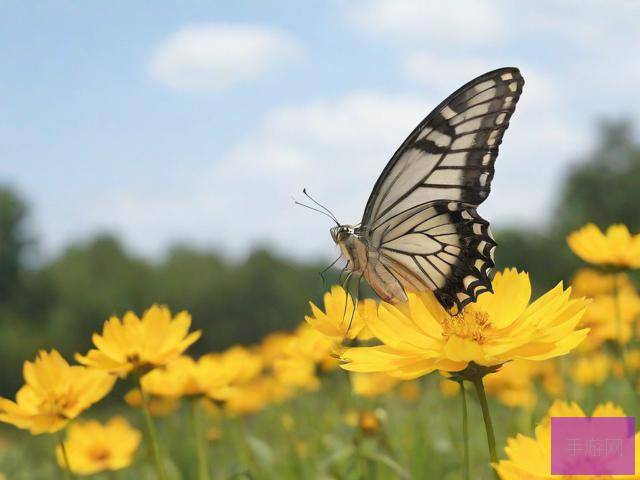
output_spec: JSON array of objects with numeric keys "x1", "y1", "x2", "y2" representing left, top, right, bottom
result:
[
  {"x1": 555, "y1": 120, "x2": 640, "y2": 233},
  {"x1": 0, "y1": 226, "x2": 328, "y2": 394},
  {"x1": 494, "y1": 230, "x2": 580, "y2": 294}
]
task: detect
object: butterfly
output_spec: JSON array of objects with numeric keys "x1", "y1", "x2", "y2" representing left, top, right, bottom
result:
[{"x1": 301, "y1": 67, "x2": 524, "y2": 312}]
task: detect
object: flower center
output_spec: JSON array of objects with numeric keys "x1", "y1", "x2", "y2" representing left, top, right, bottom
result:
[
  {"x1": 88, "y1": 446, "x2": 111, "y2": 463},
  {"x1": 441, "y1": 310, "x2": 490, "y2": 343},
  {"x1": 40, "y1": 393, "x2": 78, "y2": 417}
]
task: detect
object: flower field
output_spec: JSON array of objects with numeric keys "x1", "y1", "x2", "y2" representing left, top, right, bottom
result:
[{"x1": 0, "y1": 223, "x2": 639, "y2": 479}]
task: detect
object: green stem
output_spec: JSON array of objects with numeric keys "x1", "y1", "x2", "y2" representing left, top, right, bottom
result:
[
  {"x1": 459, "y1": 381, "x2": 470, "y2": 480},
  {"x1": 471, "y1": 374, "x2": 499, "y2": 478},
  {"x1": 612, "y1": 273, "x2": 636, "y2": 392},
  {"x1": 239, "y1": 416, "x2": 258, "y2": 473},
  {"x1": 57, "y1": 429, "x2": 77, "y2": 480},
  {"x1": 134, "y1": 374, "x2": 168, "y2": 480},
  {"x1": 189, "y1": 398, "x2": 211, "y2": 480},
  {"x1": 613, "y1": 273, "x2": 625, "y2": 353}
]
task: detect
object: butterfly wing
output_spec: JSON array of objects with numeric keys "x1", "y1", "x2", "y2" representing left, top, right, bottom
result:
[{"x1": 360, "y1": 67, "x2": 524, "y2": 309}]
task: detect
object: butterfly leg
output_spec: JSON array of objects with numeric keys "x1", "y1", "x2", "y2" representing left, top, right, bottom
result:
[
  {"x1": 347, "y1": 272, "x2": 364, "y2": 335},
  {"x1": 341, "y1": 271, "x2": 353, "y2": 322},
  {"x1": 319, "y1": 254, "x2": 343, "y2": 289}
]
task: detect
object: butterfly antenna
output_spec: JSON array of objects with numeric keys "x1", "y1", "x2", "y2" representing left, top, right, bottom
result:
[
  {"x1": 293, "y1": 198, "x2": 340, "y2": 226},
  {"x1": 302, "y1": 188, "x2": 340, "y2": 225}
]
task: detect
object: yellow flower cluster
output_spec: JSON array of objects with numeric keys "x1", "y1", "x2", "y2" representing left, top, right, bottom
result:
[
  {"x1": 3, "y1": 221, "x2": 640, "y2": 478},
  {"x1": 495, "y1": 400, "x2": 640, "y2": 479},
  {"x1": 570, "y1": 269, "x2": 640, "y2": 350},
  {"x1": 0, "y1": 304, "x2": 205, "y2": 476},
  {"x1": 484, "y1": 360, "x2": 564, "y2": 408}
]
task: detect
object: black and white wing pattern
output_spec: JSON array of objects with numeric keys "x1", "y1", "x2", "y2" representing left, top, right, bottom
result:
[{"x1": 360, "y1": 67, "x2": 524, "y2": 310}]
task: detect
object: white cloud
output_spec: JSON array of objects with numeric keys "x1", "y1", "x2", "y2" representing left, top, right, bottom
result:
[
  {"x1": 148, "y1": 24, "x2": 303, "y2": 92},
  {"x1": 404, "y1": 53, "x2": 505, "y2": 90},
  {"x1": 348, "y1": 0, "x2": 506, "y2": 44},
  {"x1": 200, "y1": 92, "x2": 434, "y2": 257},
  {"x1": 85, "y1": 92, "x2": 433, "y2": 258}
]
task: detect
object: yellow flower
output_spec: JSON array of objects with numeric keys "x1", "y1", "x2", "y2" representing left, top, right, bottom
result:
[
  {"x1": 571, "y1": 268, "x2": 632, "y2": 297},
  {"x1": 319, "y1": 355, "x2": 340, "y2": 372},
  {"x1": 124, "y1": 389, "x2": 179, "y2": 416},
  {"x1": 140, "y1": 355, "x2": 232, "y2": 400},
  {"x1": 439, "y1": 379, "x2": 461, "y2": 397},
  {"x1": 484, "y1": 360, "x2": 541, "y2": 409},
  {"x1": 344, "y1": 409, "x2": 386, "y2": 435},
  {"x1": 357, "y1": 410, "x2": 382, "y2": 435},
  {"x1": 259, "y1": 331, "x2": 294, "y2": 368},
  {"x1": 350, "y1": 372, "x2": 399, "y2": 397},
  {"x1": 578, "y1": 287, "x2": 640, "y2": 349},
  {"x1": 273, "y1": 356, "x2": 320, "y2": 391},
  {"x1": 567, "y1": 223, "x2": 640, "y2": 269},
  {"x1": 224, "y1": 377, "x2": 281, "y2": 416},
  {"x1": 0, "y1": 350, "x2": 115, "y2": 435},
  {"x1": 206, "y1": 426, "x2": 223, "y2": 441},
  {"x1": 570, "y1": 352, "x2": 610, "y2": 386},
  {"x1": 75, "y1": 305, "x2": 201, "y2": 376},
  {"x1": 495, "y1": 400, "x2": 639, "y2": 479},
  {"x1": 483, "y1": 360, "x2": 563, "y2": 408},
  {"x1": 56, "y1": 416, "x2": 141, "y2": 475},
  {"x1": 305, "y1": 285, "x2": 370, "y2": 341},
  {"x1": 216, "y1": 345, "x2": 263, "y2": 385},
  {"x1": 281, "y1": 413, "x2": 295, "y2": 431},
  {"x1": 613, "y1": 349, "x2": 640, "y2": 378},
  {"x1": 283, "y1": 324, "x2": 334, "y2": 364},
  {"x1": 399, "y1": 380, "x2": 422, "y2": 402},
  {"x1": 538, "y1": 361, "x2": 565, "y2": 398},
  {"x1": 341, "y1": 269, "x2": 589, "y2": 379},
  {"x1": 355, "y1": 299, "x2": 378, "y2": 341}
]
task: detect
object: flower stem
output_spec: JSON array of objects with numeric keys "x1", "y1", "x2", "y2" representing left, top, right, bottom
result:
[
  {"x1": 134, "y1": 374, "x2": 168, "y2": 480},
  {"x1": 57, "y1": 429, "x2": 77, "y2": 480},
  {"x1": 459, "y1": 381, "x2": 470, "y2": 480},
  {"x1": 189, "y1": 398, "x2": 211, "y2": 480},
  {"x1": 471, "y1": 374, "x2": 498, "y2": 479},
  {"x1": 612, "y1": 273, "x2": 635, "y2": 391}
]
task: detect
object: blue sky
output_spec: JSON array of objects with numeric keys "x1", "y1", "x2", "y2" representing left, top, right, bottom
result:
[{"x1": 3, "y1": 0, "x2": 640, "y2": 261}]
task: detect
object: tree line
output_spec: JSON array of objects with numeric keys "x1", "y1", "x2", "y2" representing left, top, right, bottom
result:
[{"x1": 0, "y1": 120, "x2": 637, "y2": 395}]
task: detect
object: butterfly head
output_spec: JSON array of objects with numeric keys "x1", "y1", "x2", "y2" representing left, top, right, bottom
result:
[{"x1": 330, "y1": 225, "x2": 354, "y2": 244}]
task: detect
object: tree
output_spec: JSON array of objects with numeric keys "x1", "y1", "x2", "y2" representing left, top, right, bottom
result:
[
  {"x1": 41, "y1": 234, "x2": 154, "y2": 352},
  {"x1": 554, "y1": 120, "x2": 640, "y2": 233},
  {"x1": 0, "y1": 187, "x2": 30, "y2": 303}
]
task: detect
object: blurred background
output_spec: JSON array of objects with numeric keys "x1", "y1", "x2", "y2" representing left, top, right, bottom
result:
[{"x1": 2, "y1": 0, "x2": 640, "y2": 395}]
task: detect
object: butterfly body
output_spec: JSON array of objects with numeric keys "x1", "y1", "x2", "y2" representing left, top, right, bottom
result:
[
  {"x1": 327, "y1": 68, "x2": 524, "y2": 311},
  {"x1": 331, "y1": 225, "x2": 367, "y2": 273}
]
